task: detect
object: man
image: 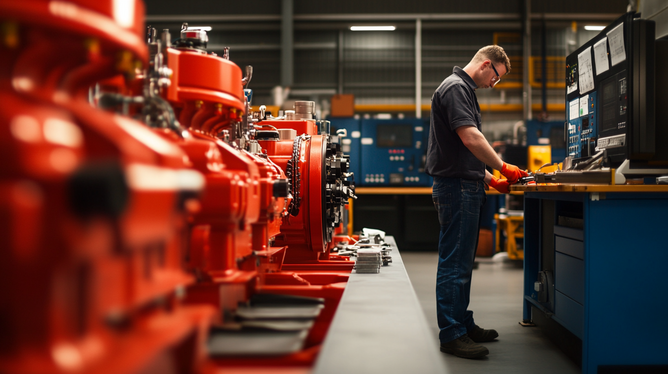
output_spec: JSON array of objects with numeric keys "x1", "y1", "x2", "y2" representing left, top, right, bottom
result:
[{"x1": 425, "y1": 45, "x2": 528, "y2": 359}]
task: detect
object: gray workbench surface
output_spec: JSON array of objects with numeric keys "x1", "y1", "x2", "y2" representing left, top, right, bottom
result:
[{"x1": 313, "y1": 237, "x2": 447, "y2": 374}]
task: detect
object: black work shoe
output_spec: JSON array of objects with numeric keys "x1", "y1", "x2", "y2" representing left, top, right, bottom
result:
[
  {"x1": 467, "y1": 325, "x2": 499, "y2": 343},
  {"x1": 440, "y1": 334, "x2": 489, "y2": 359}
]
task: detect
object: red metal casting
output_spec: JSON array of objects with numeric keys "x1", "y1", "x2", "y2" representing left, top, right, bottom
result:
[
  {"x1": 1, "y1": 2, "x2": 214, "y2": 373},
  {"x1": 1, "y1": 1, "x2": 357, "y2": 372},
  {"x1": 153, "y1": 32, "x2": 354, "y2": 370},
  {"x1": 260, "y1": 121, "x2": 355, "y2": 271}
]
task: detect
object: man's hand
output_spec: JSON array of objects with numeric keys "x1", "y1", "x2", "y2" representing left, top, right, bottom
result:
[
  {"x1": 489, "y1": 176, "x2": 510, "y2": 194},
  {"x1": 501, "y1": 163, "x2": 528, "y2": 184}
]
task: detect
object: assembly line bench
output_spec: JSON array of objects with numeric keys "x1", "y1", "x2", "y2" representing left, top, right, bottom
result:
[
  {"x1": 313, "y1": 237, "x2": 446, "y2": 374},
  {"x1": 514, "y1": 184, "x2": 668, "y2": 373}
]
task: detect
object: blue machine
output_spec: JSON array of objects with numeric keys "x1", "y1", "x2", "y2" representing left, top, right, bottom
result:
[
  {"x1": 526, "y1": 119, "x2": 567, "y2": 164},
  {"x1": 359, "y1": 119, "x2": 431, "y2": 186},
  {"x1": 329, "y1": 118, "x2": 432, "y2": 187}
]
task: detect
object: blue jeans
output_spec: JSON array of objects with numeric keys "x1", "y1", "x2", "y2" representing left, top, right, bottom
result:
[{"x1": 432, "y1": 176, "x2": 486, "y2": 344}]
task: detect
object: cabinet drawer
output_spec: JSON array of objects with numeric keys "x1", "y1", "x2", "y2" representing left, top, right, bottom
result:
[
  {"x1": 555, "y1": 236, "x2": 584, "y2": 260},
  {"x1": 555, "y1": 252, "x2": 584, "y2": 304},
  {"x1": 555, "y1": 290, "x2": 584, "y2": 340},
  {"x1": 553, "y1": 225, "x2": 583, "y2": 240}
]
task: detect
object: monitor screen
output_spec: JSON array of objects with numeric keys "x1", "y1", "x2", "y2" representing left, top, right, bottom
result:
[
  {"x1": 600, "y1": 74, "x2": 619, "y2": 134},
  {"x1": 377, "y1": 125, "x2": 413, "y2": 148}
]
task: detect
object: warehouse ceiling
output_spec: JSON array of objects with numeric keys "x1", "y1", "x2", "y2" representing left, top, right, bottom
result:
[{"x1": 145, "y1": 0, "x2": 629, "y2": 17}]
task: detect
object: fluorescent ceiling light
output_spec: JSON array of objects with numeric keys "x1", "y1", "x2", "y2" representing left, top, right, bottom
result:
[
  {"x1": 350, "y1": 26, "x2": 396, "y2": 31},
  {"x1": 584, "y1": 25, "x2": 605, "y2": 31}
]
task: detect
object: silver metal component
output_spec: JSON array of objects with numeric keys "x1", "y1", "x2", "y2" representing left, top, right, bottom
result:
[
  {"x1": 562, "y1": 156, "x2": 573, "y2": 170},
  {"x1": 222, "y1": 47, "x2": 230, "y2": 60},
  {"x1": 242, "y1": 65, "x2": 253, "y2": 87},
  {"x1": 260, "y1": 105, "x2": 266, "y2": 119},
  {"x1": 294, "y1": 101, "x2": 315, "y2": 120},
  {"x1": 317, "y1": 120, "x2": 330, "y2": 135},
  {"x1": 248, "y1": 140, "x2": 262, "y2": 154},
  {"x1": 278, "y1": 128, "x2": 297, "y2": 140},
  {"x1": 180, "y1": 24, "x2": 211, "y2": 44},
  {"x1": 161, "y1": 29, "x2": 171, "y2": 48},
  {"x1": 285, "y1": 110, "x2": 296, "y2": 120},
  {"x1": 335, "y1": 230, "x2": 392, "y2": 269},
  {"x1": 239, "y1": 134, "x2": 247, "y2": 150},
  {"x1": 147, "y1": 26, "x2": 157, "y2": 43},
  {"x1": 134, "y1": 28, "x2": 183, "y2": 137},
  {"x1": 596, "y1": 134, "x2": 626, "y2": 151}
]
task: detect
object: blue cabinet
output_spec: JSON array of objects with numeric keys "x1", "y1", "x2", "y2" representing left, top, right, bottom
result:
[{"x1": 523, "y1": 191, "x2": 668, "y2": 373}]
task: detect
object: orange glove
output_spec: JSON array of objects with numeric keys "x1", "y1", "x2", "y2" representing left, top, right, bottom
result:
[
  {"x1": 489, "y1": 176, "x2": 510, "y2": 194},
  {"x1": 501, "y1": 162, "x2": 529, "y2": 184}
]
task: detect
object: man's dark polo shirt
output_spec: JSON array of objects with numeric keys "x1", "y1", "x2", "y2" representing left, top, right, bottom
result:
[{"x1": 425, "y1": 66, "x2": 485, "y2": 181}]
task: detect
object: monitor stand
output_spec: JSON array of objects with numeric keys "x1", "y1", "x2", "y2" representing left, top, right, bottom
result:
[{"x1": 614, "y1": 159, "x2": 668, "y2": 184}]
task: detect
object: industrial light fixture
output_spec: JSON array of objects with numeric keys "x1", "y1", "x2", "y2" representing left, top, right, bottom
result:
[
  {"x1": 584, "y1": 25, "x2": 606, "y2": 31},
  {"x1": 350, "y1": 26, "x2": 396, "y2": 31}
]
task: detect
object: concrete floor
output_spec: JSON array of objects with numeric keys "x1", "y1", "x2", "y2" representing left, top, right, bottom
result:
[{"x1": 402, "y1": 252, "x2": 580, "y2": 374}]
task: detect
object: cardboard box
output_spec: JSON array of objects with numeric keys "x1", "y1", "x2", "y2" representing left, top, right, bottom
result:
[{"x1": 330, "y1": 94, "x2": 355, "y2": 117}]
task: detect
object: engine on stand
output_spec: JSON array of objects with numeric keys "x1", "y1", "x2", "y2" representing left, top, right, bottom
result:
[
  {"x1": 134, "y1": 25, "x2": 359, "y2": 367},
  {"x1": 0, "y1": 1, "x2": 214, "y2": 373},
  {"x1": 252, "y1": 102, "x2": 357, "y2": 269},
  {"x1": 1, "y1": 1, "x2": 358, "y2": 370}
]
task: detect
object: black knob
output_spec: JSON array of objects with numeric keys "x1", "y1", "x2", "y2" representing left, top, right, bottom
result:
[
  {"x1": 68, "y1": 161, "x2": 128, "y2": 219},
  {"x1": 256, "y1": 130, "x2": 279, "y2": 140},
  {"x1": 273, "y1": 179, "x2": 290, "y2": 198}
]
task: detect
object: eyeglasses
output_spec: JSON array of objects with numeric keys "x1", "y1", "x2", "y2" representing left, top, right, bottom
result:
[{"x1": 490, "y1": 63, "x2": 501, "y2": 86}]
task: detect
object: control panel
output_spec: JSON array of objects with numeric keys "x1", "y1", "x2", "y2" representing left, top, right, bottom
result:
[
  {"x1": 566, "y1": 92, "x2": 598, "y2": 159},
  {"x1": 359, "y1": 119, "x2": 431, "y2": 186}
]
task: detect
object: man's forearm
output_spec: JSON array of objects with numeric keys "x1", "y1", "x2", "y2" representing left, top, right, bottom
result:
[{"x1": 457, "y1": 126, "x2": 503, "y2": 170}]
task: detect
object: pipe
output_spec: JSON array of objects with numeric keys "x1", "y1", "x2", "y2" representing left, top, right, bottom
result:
[
  {"x1": 338, "y1": 30, "x2": 344, "y2": 95},
  {"x1": 281, "y1": 0, "x2": 293, "y2": 87},
  {"x1": 415, "y1": 19, "x2": 422, "y2": 119},
  {"x1": 523, "y1": 0, "x2": 532, "y2": 121},
  {"x1": 541, "y1": 16, "x2": 547, "y2": 117}
]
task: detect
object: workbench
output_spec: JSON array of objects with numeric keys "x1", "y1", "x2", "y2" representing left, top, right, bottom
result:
[
  {"x1": 313, "y1": 237, "x2": 446, "y2": 374},
  {"x1": 512, "y1": 183, "x2": 668, "y2": 373},
  {"x1": 352, "y1": 187, "x2": 523, "y2": 252},
  {"x1": 355, "y1": 187, "x2": 524, "y2": 195}
]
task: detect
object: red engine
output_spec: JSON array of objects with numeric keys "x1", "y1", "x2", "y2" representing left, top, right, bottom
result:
[
  {"x1": 257, "y1": 110, "x2": 357, "y2": 269},
  {"x1": 1, "y1": 1, "x2": 214, "y2": 373},
  {"x1": 1, "y1": 3, "x2": 357, "y2": 373}
]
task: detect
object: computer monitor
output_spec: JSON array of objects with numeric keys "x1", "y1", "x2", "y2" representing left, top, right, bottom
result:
[{"x1": 565, "y1": 11, "x2": 668, "y2": 180}]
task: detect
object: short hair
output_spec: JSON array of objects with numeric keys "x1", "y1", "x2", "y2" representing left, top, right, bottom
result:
[{"x1": 472, "y1": 45, "x2": 511, "y2": 75}]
